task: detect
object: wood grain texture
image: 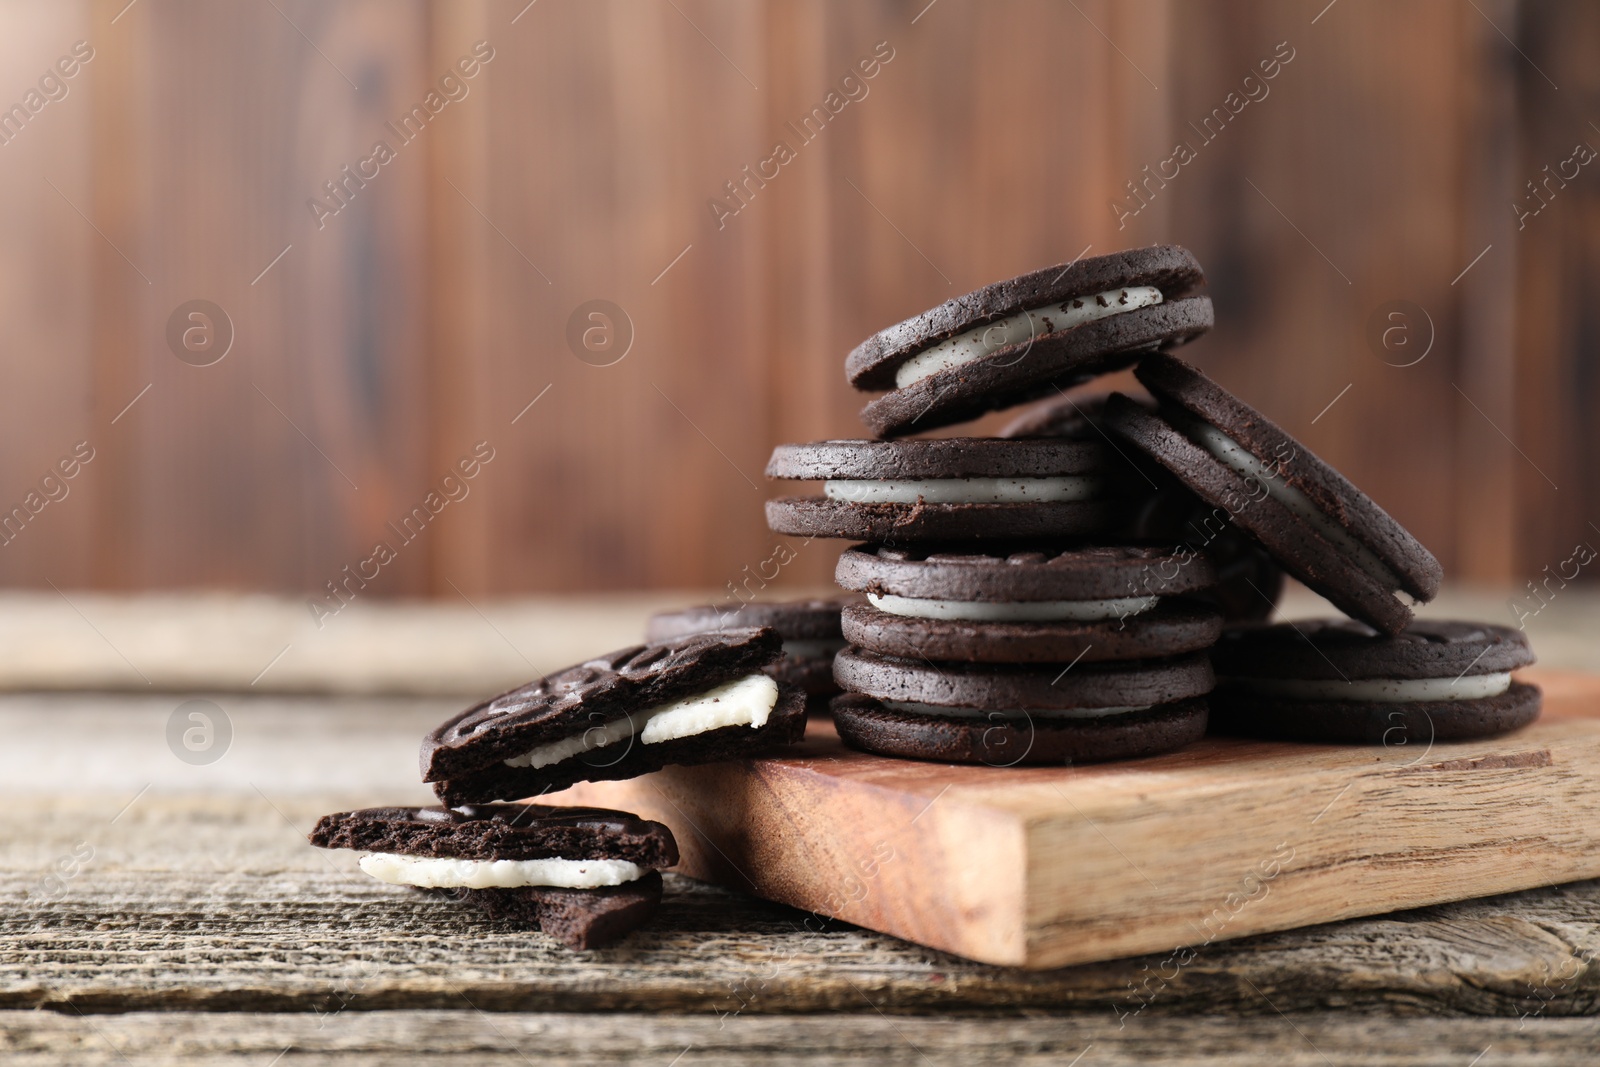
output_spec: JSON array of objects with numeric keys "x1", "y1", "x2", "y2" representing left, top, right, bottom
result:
[
  {"x1": 13, "y1": 1012, "x2": 1600, "y2": 1067},
  {"x1": 565, "y1": 668, "x2": 1600, "y2": 967},
  {"x1": 13, "y1": 683, "x2": 1600, "y2": 1061},
  {"x1": 14, "y1": 1011, "x2": 1600, "y2": 1067},
  {"x1": 1453, "y1": 0, "x2": 1522, "y2": 585},
  {"x1": 7, "y1": 612, "x2": 1600, "y2": 1062},
  {"x1": 10, "y1": 788, "x2": 1600, "y2": 1021},
  {"x1": 81, "y1": 0, "x2": 440, "y2": 594},
  {"x1": 0, "y1": 1, "x2": 97, "y2": 587},
  {"x1": 3, "y1": 0, "x2": 1584, "y2": 595},
  {"x1": 1511, "y1": 0, "x2": 1600, "y2": 589},
  {"x1": 453, "y1": 0, "x2": 778, "y2": 595}
]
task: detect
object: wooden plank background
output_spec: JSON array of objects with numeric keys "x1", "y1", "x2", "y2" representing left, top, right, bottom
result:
[{"x1": 0, "y1": 0, "x2": 1593, "y2": 598}]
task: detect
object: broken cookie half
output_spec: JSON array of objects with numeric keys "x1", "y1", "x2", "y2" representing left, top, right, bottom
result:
[{"x1": 310, "y1": 803, "x2": 678, "y2": 950}]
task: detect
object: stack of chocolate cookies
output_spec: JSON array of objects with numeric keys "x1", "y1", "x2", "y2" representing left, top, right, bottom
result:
[
  {"x1": 766, "y1": 247, "x2": 1238, "y2": 764},
  {"x1": 307, "y1": 245, "x2": 1542, "y2": 949},
  {"x1": 763, "y1": 245, "x2": 1540, "y2": 761}
]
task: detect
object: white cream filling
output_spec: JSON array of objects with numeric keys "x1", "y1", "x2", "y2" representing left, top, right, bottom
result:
[
  {"x1": 640, "y1": 673, "x2": 778, "y2": 743},
  {"x1": 502, "y1": 672, "x2": 779, "y2": 770},
  {"x1": 868, "y1": 592, "x2": 1158, "y2": 622},
  {"x1": 893, "y1": 285, "x2": 1165, "y2": 388},
  {"x1": 782, "y1": 638, "x2": 846, "y2": 659},
  {"x1": 823, "y1": 476, "x2": 1098, "y2": 505},
  {"x1": 1181, "y1": 418, "x2": 1406, "y2": 596},
  {"x1": 1226, "y1": 672, "x2": 1511, "y2": 703},
  {"x1": 884, "y1": 699, "x2": 1153, "y2": 720},
  {"x1": 358, "y1": 852, "x2": 644, "y2": 889}
]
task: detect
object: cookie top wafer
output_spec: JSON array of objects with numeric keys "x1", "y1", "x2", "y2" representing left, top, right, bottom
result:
[
  {"x1": 646, "y1": 597, "x2": 853, "y2": 697},
  {"x1": 309, "y1": 804, "x2": 679, "y2": 868},
  {"x1": 1213, "y1": 619, "x2": 1534, "y2": 681},
  {"x1": 836, "y1": 543, "x2": 1217, "y2": 602},
  {"x1": 847, "y1": 246, "x2": 1212, "y2": 437}
]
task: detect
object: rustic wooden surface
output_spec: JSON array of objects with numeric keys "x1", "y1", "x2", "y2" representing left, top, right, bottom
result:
[
  {"x1": 16, "y1": 1011, "x2": 1600, "y2": 1067},
  {"x1": 11, "y1": 775, "x2": 1600, "y2": 1061},
  {"x1": 9, "y1": 653, "x2": 1600, "y2": 1062},
  {"x1": 1, "y1": 0, "x2": 1596, "y2": 595},
  {"x1": 11, "y1": 789, "x2": 1600, "y2": 1010},
  {"x1": 22, "y1": 791, "x2": 1600, "y2": 1019}
]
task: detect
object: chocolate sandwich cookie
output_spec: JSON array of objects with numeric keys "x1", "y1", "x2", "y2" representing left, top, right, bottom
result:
[
  {"x1": 422, "y1": 628, "x2": 808, "y2": 806},
  {"x1": 1210, "y1": 619, "x2": 1539, "y2": 744},
  {"x1": 309, "y1": 803, "x2": 678, "y2": 950},
  {"x1": 1105, "y1": 353, "x2": 1442, "y2": 634},
  {"x1": 847, "y1": 246, "x2": 1213, "y2": 437},
  {"x1": 645, "y1": 597, "x2": 855, "y2": 707},
  {"x1": 835, "y1": 544, "x2": 1222, "y2": 663},
  {"x1": 832, "y1": 647, "x2": 1212, "y2": 764},
  {"x1": 765, "y1": 438, "x2": 1119, "y2": 542}
]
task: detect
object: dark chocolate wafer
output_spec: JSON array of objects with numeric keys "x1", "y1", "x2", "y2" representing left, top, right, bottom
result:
[{"x1": 646, "y1": 597, "x2": 855, "y2": 700}]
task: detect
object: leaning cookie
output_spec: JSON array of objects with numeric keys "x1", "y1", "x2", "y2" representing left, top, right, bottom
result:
[
  {"x1": 832, "y1": 647, "x2": 1212, "y2": 764},
  {"x1": 422, "y1": 629, "x2": 808, "y2": 806},
  {"x1": 848, "y1": 246, "x2": 1213, "y2": 437},
  {"x1": 309, "y1": 804, "x2": 678, "y2": 950},
  {"x1": 1209, "y1": 619, "x2": 1539, "y2": 744},
  {"x1": 1104, "y1": 353, "x2": 1442, "y2": 634},
  {"x1": 835, "y1": 544, "x2": 1221, "y2": 663},
  {"x1": 765, "y1": 438, "x2": 1120, "y2": 543},
  {"x1": 645, "y1": 597, "x2": 855, "y2": 709}
]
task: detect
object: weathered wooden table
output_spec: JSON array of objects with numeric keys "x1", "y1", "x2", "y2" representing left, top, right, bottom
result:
[{"x1": 6, "y1": 592, "x2": 1600, "y2": 1064}]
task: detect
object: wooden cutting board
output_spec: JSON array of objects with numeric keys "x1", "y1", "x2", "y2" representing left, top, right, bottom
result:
[{"x1": 558, "y1": 667, "x2": 1600, "y2": 969}]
